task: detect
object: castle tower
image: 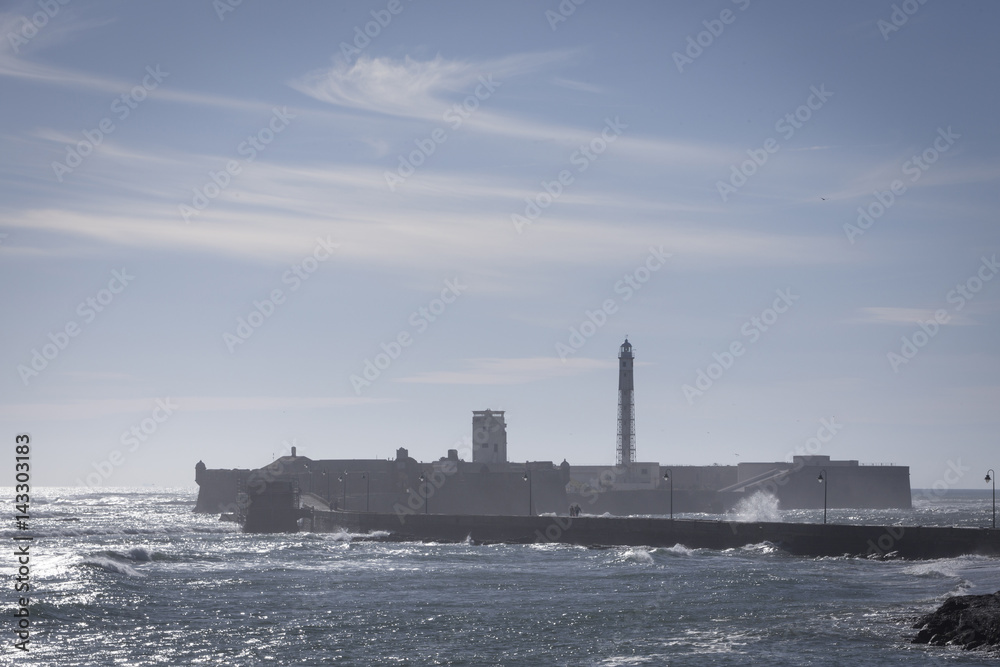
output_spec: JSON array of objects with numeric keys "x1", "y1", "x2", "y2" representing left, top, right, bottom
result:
[
  {"x1": 616, "y1": 339, "x2": 635, "y2": 467},
  {"x1": 472, "y1": 409, "x2": 507, "y2": 464}
]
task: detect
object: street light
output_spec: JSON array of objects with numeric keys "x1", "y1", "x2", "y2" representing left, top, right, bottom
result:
[
  {"x1": 987, "y1": 470, "x2": 995, "y2": 529},
  {"x1": 363, "y1": 473, "x2": 370, "y2": 512},
  {"x1": 523, "y1": 468, "x2": 533, "y2": 516},
  {"x1": 419, "y1": 474, "x2": 429, "y2": 514},
  {"x1": 818, "y1": 469, "x2": 828, "y2": 525},
  {"x1": 338, "y1": 471, "x2": 346, "y2": 511},
  {"x1": 663, "y1": 469, "x2": 673, "y2": 520},
  {"x1": 339, "y1": 470, "x2": 371, "y2": 512}
]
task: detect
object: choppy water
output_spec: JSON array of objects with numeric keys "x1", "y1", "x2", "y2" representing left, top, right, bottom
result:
[{"x1": 6, "y1": 488, "x2": 1000, "y2": 665}]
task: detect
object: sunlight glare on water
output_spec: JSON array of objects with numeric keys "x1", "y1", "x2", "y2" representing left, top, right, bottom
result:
[{"x1": 8, "y1": 487, "x2": 1000, "y2": 666}]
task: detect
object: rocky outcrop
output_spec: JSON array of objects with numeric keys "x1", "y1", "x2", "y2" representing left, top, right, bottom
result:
[{"x1": 912, "y1": 591, "x2": 1000, "y2": 650}]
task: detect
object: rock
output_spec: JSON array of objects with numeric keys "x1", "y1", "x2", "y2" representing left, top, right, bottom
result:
[{"x1": 912, "y1": 591, "x2": 1000, "y2": 650}]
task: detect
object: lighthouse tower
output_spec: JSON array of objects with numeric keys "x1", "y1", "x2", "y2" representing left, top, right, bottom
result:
[{"x1": 616, "y1": 338, "x2": 636, "y2": 467}]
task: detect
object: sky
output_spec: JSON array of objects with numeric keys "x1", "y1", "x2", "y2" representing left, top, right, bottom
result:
[{"x1": 1, "y1": 1, "x2": 998, "y2": 490}]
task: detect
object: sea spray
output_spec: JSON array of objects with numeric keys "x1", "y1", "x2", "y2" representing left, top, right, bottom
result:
[{"x1": 727, "y1": 491, "x2": 782, "y2": 522}]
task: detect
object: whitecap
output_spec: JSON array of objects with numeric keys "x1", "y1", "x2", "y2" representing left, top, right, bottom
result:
[
  {"x1": 902, "y1": 560, "x2": 959, "y2": 579},
  {"x1": 326, "y1": 528, "x2": 392, "y2": 543},
  {"x1": 80, "y1": 557, "x2": 143, "y2": 577},
  {"x1": 620, "y1": 548, "x2": 654, "y2": 564},
  {"x1": 736, "y1": 541, "x2": 781, "y2": 555},
  {"x1": 663, "y1": 543, "x2": 695, "y2": 556}
]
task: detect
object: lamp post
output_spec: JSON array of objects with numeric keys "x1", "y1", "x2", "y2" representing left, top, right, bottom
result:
[
  {"x1": 339, "y1": 471, "x2": 371, "y2": 511},
  {"x1": 363, "y1": 473, "x2": 370, "y2": 512},
  {"x1": 338, "y1": 471, "x2": 347, "y2": 511},
  {"x1": 419, "y1": 474, "x2": 429, "y2": 514},
  {"x1": 987, "y1": 470, "x2": 995, "y2": 529},
  {"x1": 663, "y1": 469, "x2": 673, "y2": 520},
  {"x1": 523, "y1": 468, "x2": 533, "y2": 516},
  {"x1": 818, "y1": 469, "x2": 828, "y2": 525},
  {"x1": 298, "y1": 462, "x2": 310, "y2": 496}
]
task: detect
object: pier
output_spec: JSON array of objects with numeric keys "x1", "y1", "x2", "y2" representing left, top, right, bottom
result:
[{"x1": 242, "y1": 484, "x2": 1000, "y2": 560}]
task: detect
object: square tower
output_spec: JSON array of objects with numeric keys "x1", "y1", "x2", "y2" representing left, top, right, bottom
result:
[{"x1": 472, "y1": 409, "x2": 507, "y2": 464}]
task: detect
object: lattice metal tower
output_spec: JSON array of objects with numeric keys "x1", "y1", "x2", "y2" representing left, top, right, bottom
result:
[{"x1": 616, "y1": 338, "x2": 636, "y2": 467}]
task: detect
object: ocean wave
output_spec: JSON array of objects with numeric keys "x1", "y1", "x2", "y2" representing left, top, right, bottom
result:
[
  {"x1": 601, "y1": 657, "x2": 659, "y2": 666},
  {"x1": 902, "y1": 559, "x2": 962, "y2": 579},
  {"x1": 949, "y1": 578, "x2": 974, "y2": 597},
  {"x1": 619, "y1": 548, "x2": 654, "y2": 564},
  {"x1": 726, "y1": 491, "x2": 781, "y2": 523},
  {"x1": 662, "y1": 543, "x2": 695, "y2": 557},
  {"x1": 327, "y1": 529, "x2": 392, "y2": 543},
  {"x1": 79, "y1": 557, "x2": 144, "y2": 577},
  {"x1": 129, "y1": 546, "x2": 153, "y2": 562},
  {"x1": 727, "y1": 541, "x2": 782, "y2": 556},
  {"x1": 0, "y1": 523, "x2": 237, "y2": 539}
]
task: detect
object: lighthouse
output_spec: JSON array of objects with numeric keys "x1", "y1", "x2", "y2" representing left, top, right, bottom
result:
[{"x1": 616, "y1": 338, "x2": 636, "y2": 468}]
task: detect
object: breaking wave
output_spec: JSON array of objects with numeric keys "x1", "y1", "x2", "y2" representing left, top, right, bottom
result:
[
  {"x1": 619, "y1": 548, "x2": 654, "y2": 564},
  {"x1": 663, "y1": 543, "x2": 695, "y2": 557},
  {"x1": 327, "y1": 529, "x2": 392, "y2": 542},
  {"x1": 727, "y1": 491, "x2": 781, "y2": 523},
  {"x1": 80, "y1": 557, "x2": 144, "y2": 577}
]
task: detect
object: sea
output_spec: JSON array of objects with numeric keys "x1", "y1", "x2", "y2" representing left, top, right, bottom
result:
[{"x1": 6, "y1": 488, "x2": 999, "y2": 666}]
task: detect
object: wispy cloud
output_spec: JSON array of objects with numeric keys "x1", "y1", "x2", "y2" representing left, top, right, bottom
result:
[
  {"x1": 290, "y1": 53, "x2": 735, "y2": 167},
  {"x1": 290, "y1": 52, "x2": 574, "y2": 120}
]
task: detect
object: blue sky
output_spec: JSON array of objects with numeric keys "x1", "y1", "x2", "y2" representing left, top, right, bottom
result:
[{"x1": 1, "y1": 1, "x2": 998, "y2": 489}]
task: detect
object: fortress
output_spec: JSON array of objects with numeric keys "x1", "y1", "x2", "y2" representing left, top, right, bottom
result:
[{"x1": 195, "y1": 339, "x2": 911, "y2": 517}]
